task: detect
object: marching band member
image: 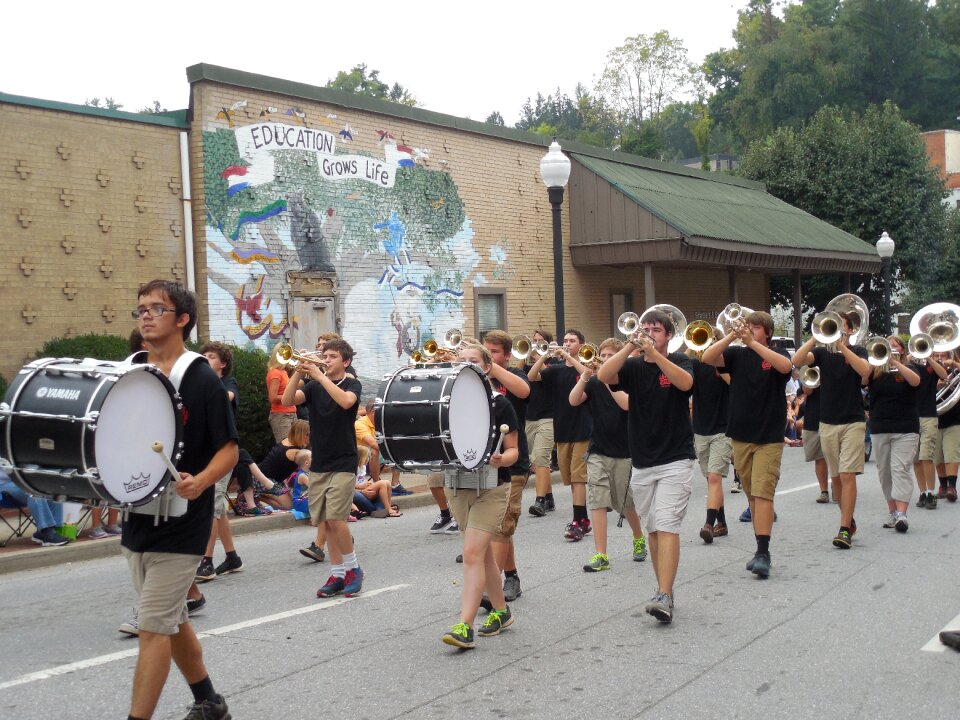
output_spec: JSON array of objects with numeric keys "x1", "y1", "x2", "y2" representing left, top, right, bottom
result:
[
  {"x1": 598, "y1": 310, "x2": 694, "y2": 623},
  {"x1": 442, "y1": 343, "x2": 520, "y2": 650},
  {"x1": 936, "y1": 350, "x2": 960, "y2": 502},
  {"x1": 914, "y1": 351, "x2": 948, "y2": 508},
  {"x1": 794, "y1": 312, "x2": 871, "y2": 549},
  {"x1": 525, "y1": 329, "x2": 559, "y2": 517},
  {"x1": 867, "y1": 336, "x2": 920, "y2": 532},
  {"x1": 801, "y1": 383, "x2": 832, "y2": 504},
  {"x1": 702, "y1": 311, "x2": 792, "y2": 578},
  {"x1": 569, "y1": 338, "x2": 647, "y2": 573},
  {"x1": 528, "y1": 330, "x2": 594, "y2": 541}
]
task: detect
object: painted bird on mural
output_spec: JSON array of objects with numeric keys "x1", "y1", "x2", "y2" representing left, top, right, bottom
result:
[
  {"x1": 215, "y1": 107, "x2": 236, "y2": 127},
  {"x1": 339, "y1": 124, "x2": 354, "y2": 141},
  {"x1": 376, "y1": 129, "x2": 395, "y2": 142},
  {"x1": 260, "y1": 106, "x2": 279, "y2": 119},
  {"x1": 413, "y1": 147, "x2": 430, "y2": 163},
  {"x1": 286, "y1": 108, "x2": 306, "y2": 124}
]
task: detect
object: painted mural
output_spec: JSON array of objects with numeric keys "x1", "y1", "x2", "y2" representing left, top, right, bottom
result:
[{"x1": 202, "y1": 106, "x2": 499, "y2": 384}]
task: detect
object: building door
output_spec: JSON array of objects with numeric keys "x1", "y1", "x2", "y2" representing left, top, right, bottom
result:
[{"x1": 291, "y1": 296, "x2": 336, "y2": 349}]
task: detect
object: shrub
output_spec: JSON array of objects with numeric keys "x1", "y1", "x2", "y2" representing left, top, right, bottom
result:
[{"x1": 36, "y1": 333, "x2": 132, "y2": 362}]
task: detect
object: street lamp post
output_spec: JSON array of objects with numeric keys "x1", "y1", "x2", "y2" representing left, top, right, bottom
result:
[
  {"x1": 540, "y1": 139, "x2": 572, "y2": 340},
  {"x1": 876, "y1": 231, "x2": 895, "y2": 335}
]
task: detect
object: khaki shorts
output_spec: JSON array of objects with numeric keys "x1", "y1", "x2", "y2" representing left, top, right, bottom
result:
[
  {"x1": 123, "y1": 549, "x2": 199, "y2": 635},
  {"x1": 212, "y1": 474, "x2": 230, "y2": 519},
  {"x1": 629, "y1": 459, "x2": 694, "y2": 534},
  {"x1": 586, "y1": 453, "x2": 635, "y2": 513},
  {"x1": 494, "y1": 474, "x2": 529, "y2": 543},
  {"x1": 526, "y1": 418, "x2": 555, "y2": 468},
  {"x1": 268, "y1": 412, "x2": 296, "y2": 443},
  {"x1": 802, "y1": 429, "x2": 824, "y2": 462},
  {"x1": 446, "y1": 482, "x2": 510, "y2": 536},
  {"x1": 941, "y1": 425, "x2": 960, "y2": 465},
  {"x1": 557, "y1": 440, "x2": 589, "y2": 486},
  {"x1": 731, "y1": 440, "x2": 783, "y2": 501},
  {"x1": 694, "y1": 433, "x2": 732, "y2": 478},
  {"x1": 819, "y1": 422, "x2": 866, "y2": 477},
  {"x1": 307, "y1": 471, "x2": 355, "y2": 523},
  {"x1": 426, "y1": 472, "x2": 445, "y2": 489},
  {"x1": 917, "y1": 417, "x2": 940, "y2": 462}
]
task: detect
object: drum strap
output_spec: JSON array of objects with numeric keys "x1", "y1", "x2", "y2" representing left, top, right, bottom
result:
[{"x1": 126, "y1": 350, "x2": 205, "y2": 393}]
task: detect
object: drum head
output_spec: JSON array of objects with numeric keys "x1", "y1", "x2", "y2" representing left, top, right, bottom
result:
[
  {"x1": 448, "y1": 365, "x2": 493, "y2": 470},
  {"x1": 95, "y1": 368, "x2": 179, "y2": 504}
]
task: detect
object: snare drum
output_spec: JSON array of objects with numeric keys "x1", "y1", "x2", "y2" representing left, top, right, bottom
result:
[
  {"x1": 0, "y1": 357, "x2": 183, "y2": 506},
  {"x1": 375, "y1": 362, "x2": 496, "y2": 471}
]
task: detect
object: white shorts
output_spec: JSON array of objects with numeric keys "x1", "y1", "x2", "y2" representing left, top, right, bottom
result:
[{"x1": 629, "y1": 458, "x2": 695, "y2": 535}]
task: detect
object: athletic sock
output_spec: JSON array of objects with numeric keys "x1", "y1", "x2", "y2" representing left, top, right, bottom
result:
[
  {"x1": 947, "y1": 475, "x2": 958, "y2": 488},
  {"x1": 717, "y1": 506, "x2": 727, "y2": 524},
  {"x1": 331, "y1": 564, "x2": 346, "y2": 579},
  {"x1": 504, "y1": 569, "x2": 518, "y2": 578},
  {"x1": 189, "y1": 676, "x2": 218, "y2": 704},
  {"x1": 225, "y1": 550, "x2": 239, "y2": 561},
  {"x1": 706, "y1": 508, "x2": 718, "y2": 526},
  {"x1": 573, "y1": 505, "x2": 588, "y2": 523},
  {"x1": 440, "y1": 508, "x2": 451, "y2": 520},
  {"x1": 202, "y1": 556, "x2": 213, "y2": 565},
  {"x1": 756, "y1": 535, "x2": 770, "y2": 555},
  {"x1": 342, "y1": 552, "x2": 358, "y2": 570},
  {"x1": 940, "y1": 476, "x2": 948, "y2": 489}
]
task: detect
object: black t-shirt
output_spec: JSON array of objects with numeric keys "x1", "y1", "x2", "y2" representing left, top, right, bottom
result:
[
  {"x1": 803, "y1": 387, "x2": 821, "y2": 432},
  {"x1": 303, "y1": 375, "x2": 362, "y2": 473},
  {"x1": 122, "y1": 358, "x2": 239, "y2": 556},
  {"x1": 490, "y1": 367, "x2": 530, "y2": 475},
  {"x1": 723, "y1": 346, "x2": 791, "y2": 444},
  {"x1": 540, "y1": 363, "x2": 592, "y2": 442},
  {"x1": 867, "y1": 370, "x2": 920, "y2": 434},
  {"x1": 916, "y1": 363, "x2": 941, "y2": 418},
  {"x1": 258, "y1": 442, "x2": 300, "y2": 482},
  {"x1": 812, "y1": 346, "x2": 868, "y2": 424},
  {"x1": 939, "y1": 377, "x2": 960, "y2": 429},
  {"x1": 525, "y1": 358, "x2": 560, "y2": 421},
  {"x1": 611, "y1": 353, "x2": 695, "y2": 469},
  {"x1": 492, "y1": 393, "x2": 520, "y2": 484},
  {"x1": 690, "y1": 357, "x2": 730, "y2": 436},
  {"x1": 222, "y1": 375, "x2": 239, "y2": 417},
  {"x1": 582, "y1": 376, "x2": 630, "y2": 458}
]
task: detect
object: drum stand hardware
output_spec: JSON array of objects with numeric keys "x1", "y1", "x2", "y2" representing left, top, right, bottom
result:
[{"x1": 444, "y1": 424, "x2": 510, "y2": 496}]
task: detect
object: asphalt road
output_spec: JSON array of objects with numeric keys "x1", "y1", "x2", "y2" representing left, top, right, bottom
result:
[{"x1": 1, "y1": 447, "x2": 958, "y2": 719}]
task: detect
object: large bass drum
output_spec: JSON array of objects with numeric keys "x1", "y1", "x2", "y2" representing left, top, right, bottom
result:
[
  {"x1": 375, "y1": 362, "x2": 496, "y2": 471},
  {"x1": 0, "y1": 358, "x2": 183, "y2": 506}
]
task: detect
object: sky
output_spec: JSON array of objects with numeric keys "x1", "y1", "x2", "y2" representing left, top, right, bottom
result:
[{"x1": 1, "y1": 1, "x2": 751, "y2": 125}]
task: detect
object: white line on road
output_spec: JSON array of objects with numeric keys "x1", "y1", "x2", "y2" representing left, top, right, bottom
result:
[
  {"x1": 0, "y1": 584, "x2": 408, "y2": 691},
  {"x1": 776, "y1": 482, "x2": 820, "y2": 496},
  {"x1": 921, "y1": 609, "x2": 960, "y2": 653}
]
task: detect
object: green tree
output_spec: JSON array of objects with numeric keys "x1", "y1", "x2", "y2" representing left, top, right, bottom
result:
[
  {"x1": 84, "y1": 97, "x2": 123, "y2": 110},
  {"x1": 138, "y1": 100, "x2": 168, "y2": 114},
  {"x1": 485, "y1": 111, "x2": 505, "y2": 126},
  {"x1": 740, "y1": 103, "x2": 947, "y2": 317},
  {"x1": 326, "y1": 64, "x2": 418, "y2": 107}
]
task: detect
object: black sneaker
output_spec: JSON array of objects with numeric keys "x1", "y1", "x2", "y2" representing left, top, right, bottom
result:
[
  {"x1": 214, "y1": 555, "x2": 243, "y2": 576},
  {"x1": 429, "y1": 514, "x2": 454, "y2": 533},
  {"x1": 528, "y1": 498, "x2": 547, "y2": 517},
  {"x1": 195, "y1": 560, "x2": 216, "y2": 583},
  {"x1": 544, "y1": 496, "x2": 556, "y2": 512},
  {"x1": 477, "y1": 607, "x2": 513, "y2": 637},
  {"x1": 833, "y1": 529, "x2": 852, "y2": 549},
  {"x1": 750, "y1": 552, "x2": 771, "y2": 579},
  {"x1": 183, "y1": 693, "x2": 230, "y2": 720},
  {"x1": 455, "y1": 553, "x2": 463, "y2": 563},
  {"x1": 916, "y1": 493, "x2": 927, "y2": 508},
  {"x1": 32, "y1": 527, "x2": 68, "y2": 547},
  {"x1": 299, "y1": 542, "x2": 325, "y2": 562},
  {"x1": 479, "y1": 594, "x2": 493, "y2": 612},
  {"x1": 187, "y1": 594, "x2": 206, "y2": 615},
  {"x1": 503, "y1": 575, "x2": 522, "y2": 601},
  {"x1": 926, "y1": 494, "x2": 938, "y2": 509},
  {"x1": 442, "y1": 623, "x2": 475, "y2": 649}
]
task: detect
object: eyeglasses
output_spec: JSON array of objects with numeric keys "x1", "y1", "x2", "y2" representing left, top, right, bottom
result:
[{"x1": 132, "y1": 304, "x2": 177, "y2": 320}]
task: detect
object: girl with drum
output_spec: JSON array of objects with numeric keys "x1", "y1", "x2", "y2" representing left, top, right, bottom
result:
[{"x1": 442, "y1": 343, "x2": 520, "y2": 650}]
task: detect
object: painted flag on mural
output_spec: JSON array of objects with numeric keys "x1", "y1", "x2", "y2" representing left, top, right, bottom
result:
[
  {"x1": 383, "y1": 143, "x2": 415, "y2": 168},
  {"x1": 220, "y1": 155, "x2": 277, "y2": 197}
]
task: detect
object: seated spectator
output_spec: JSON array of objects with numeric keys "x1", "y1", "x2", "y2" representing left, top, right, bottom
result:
[
  {"x1": 352, "y1": 446, "x2": 401, "y2": 518},
  {"x1": 234, "y1": 420, "x2": 308, "y2": 515},
  {"x1": 0, "y1": 469, "x2": 68, "y2": 547},
  {"x1": 355, "y1": 399, "x2": 412, "y2": 496}
]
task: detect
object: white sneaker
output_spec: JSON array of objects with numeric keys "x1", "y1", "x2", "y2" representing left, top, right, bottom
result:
[
  {"x1": 118, "y1": 613, "x2": 139, "y2": 636},
  {"x1": 444, "y1": 519, "x2": 460, "y2": 534},
  {"x1": 882, "y1": 512, "x2": 897, "y2": 528},
  {"x1": 894, "y1": 512, "x2": 909, "y2": 533}
]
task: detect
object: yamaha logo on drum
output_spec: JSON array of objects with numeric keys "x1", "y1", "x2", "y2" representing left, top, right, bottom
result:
[
  {"x1": 124, "y1": 473, "x2": 152, "y2": 493},
  {"x1": 35, "y1": 387, "x2": 82, "y2": 401}
]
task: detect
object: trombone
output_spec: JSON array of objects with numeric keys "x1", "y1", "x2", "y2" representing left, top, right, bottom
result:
[{"x1": 274, "y1": 342, "x2": 326, "y2": 373}]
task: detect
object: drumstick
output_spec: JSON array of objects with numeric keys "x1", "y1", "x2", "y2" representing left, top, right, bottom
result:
[
  {"x1": 151, "y1": 441, "x2": 180, "y2": 480},
  {"x1": 493, "y1": 424, "x2": 510, "y2": 456}
]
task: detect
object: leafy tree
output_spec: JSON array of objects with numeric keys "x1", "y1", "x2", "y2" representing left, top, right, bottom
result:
[
  {"x1": 740, "y1": 103, "x2": 947, "y2": 318},
  {"x1": 84, "y1": 97, "x2": 123, "y2": 110},
  {"x1": 138, "y1": 100, "x2": 168, "y2": 114},
  {"x1": 485, "y1": 111, "x2": 505, "y2": 126},
  {"x1": 326, "y1": 64, "x2": 418, "y2": 107}
]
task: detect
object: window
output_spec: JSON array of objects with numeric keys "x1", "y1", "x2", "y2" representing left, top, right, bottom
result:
[
  {"x1": 474, "y1": 288, "x2": 506, "y2": 341},
  {"x1": 611, "y1": 290, "x2": 633, "y2": 339}
]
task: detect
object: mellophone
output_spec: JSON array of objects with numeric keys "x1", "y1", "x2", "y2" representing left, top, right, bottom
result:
[{"x1": 0, "y1": 356, "x2": 188, "y2": 523}]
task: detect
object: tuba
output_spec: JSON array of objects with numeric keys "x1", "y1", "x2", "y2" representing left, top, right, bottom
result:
[
  {"x1": 824, "y1": 293, "x2": 870, "y2": 346},
  {"x1": 911, "y1": 303, "x2": 960, "y2": 414}
]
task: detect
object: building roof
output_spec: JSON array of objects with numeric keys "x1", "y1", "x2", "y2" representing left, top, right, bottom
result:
[
  {"x1": 0, "y1": 92, "x2": 188, "y2": 128},
  {"x1": 570, "y1": 153, "x2": 882, "y2": 273}
]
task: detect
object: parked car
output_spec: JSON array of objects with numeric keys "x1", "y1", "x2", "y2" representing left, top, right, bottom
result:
[{"x1": 770, "y1": 336, "x2": 797, "y2": 356}]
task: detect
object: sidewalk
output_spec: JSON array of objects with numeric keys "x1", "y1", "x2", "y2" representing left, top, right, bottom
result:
[{"x1": 0, "y1": 475, "x2": 438, "y2": 575}]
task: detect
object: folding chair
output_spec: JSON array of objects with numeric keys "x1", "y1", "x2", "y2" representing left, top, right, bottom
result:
[{"x1": 0, "y1": 491, "x2": 37, "y2": 547}]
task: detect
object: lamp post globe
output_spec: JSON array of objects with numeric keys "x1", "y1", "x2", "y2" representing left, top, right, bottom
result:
[
  {"x1": 541, "y1": 139, "x2": 571, "y2": 339},
  {"x1": 876, "y1": 231, "x2": 895, "y2": 335}
]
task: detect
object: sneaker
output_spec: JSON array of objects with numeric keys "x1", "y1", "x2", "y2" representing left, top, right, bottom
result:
[
  {"x1": 343, "y1": 567, "x2": 364, "y2": 597},
  {"x1": 32, "y1": 527, "x2": 68, "y2": 547},
  {"x1": 391, "y1": 484, "x2": 413, "y2": 496},
  {"x1": 477, "y1": 607, "x2": 513, "y2": 637},
  {"x1": 186, "y1": 594, "x2": 206, "y2": 615},
  {"x1": 580, "y1": 518, "x2": 591, "y2": 535},
  {"x1": 544, "y1": 496, "x2": 556, "y2": 512},
  {"x1": 183, "y1": 693, "x2": 230, "y2": 720},
  {"x1": 832, "y1": 529, "x2": 852, "y2": 549},
  {"x1": 882, "y1": 512, "x2": 897, "y2": 529},
  {"x1": 644, "y1": 592, "x2": 674, "y2": 623},
  {"x1": 712, "y1": 523, "x2": 728, "y2": 538},
  {"x1": 104, "y1": 524, "x2": 122, "y2": 535},
  {"x1": 633, "y1": 534, "x2": 648, "y2": 561},
  {"x1": 948, "y1": 487, "x2": 958, "y2": 502},
  {"x1": 850, "y1": 517, "x2": 857, "y2": 536},
  {"x1": 699, "y1": 523, "x2": 714, "y2": 544},
  {"x1": 731, "y1": 480, "x2": 742, "y2": 493},
  {"x1": 455, "y1": 553, "x2": 463, "y2": 563},
  {"x1": 88, "y1": 526, "x2": 109, "y2": 540},
  {"x1": 317, "y1": 575, "x2": 345, "y2": 598},
  {"x1": 299, "y1": 542, "x2": 325, "y2": 562},
  {"x1": 894, "y1": 513, "x2": 909, "y2": 533},
  {"x1": 750, "y1": 551, "x2": 771, "y2": 579},
  {"x1": 244, "y1": 506, "x2": 272, "y2": 516},
  {"x1": 118, "y1": 614, "x2": 139, "y2": 637},
  {"x1": 564, "y1": 520, "x2": 585, "y2": 541},
  {"x1": 739, "y1": 507, "x2": 751, "y2": 522},
  {"x1": 429, "y1": 514, "x2": 454, "y2": 533},
  {"x1": 817, "y1": 491, "x2": 830, "y2": 504},
  {"x1": 916, "y1": 493, "x2": 927, "y2": 508},
  {"x1": 926, "y1": 494, "x2": 938, "y2": 509},
  {"x1": 214, "y1": 555, "x2": 244, "y2": 576},
  {"x1": 503, "y1": 574, "x2": 522, "y2": 601},
  {"x1": 195, "y1": 560, "x2": 216, "y2": 582},
  {"x1": 940, "y1": 630, "x2": 960, "y2": 650},
  {"x1": 479, "y1": 594, "x2": 494, "y2": 613},
  {"x1": 442, "y1": 622, "x2": 475, "y2": 649},
  {"x1": 938, "y1": 485, "x2": 948, "y2": 499},
  {"x1": 528, "y1": 498, "x2": 547, "y2": 517},
  {"x1": 444, "y1": 519, "x2": 460, "y2": 534},
  {"x1": 583, "y1": 553, "x2": 611, "y2": 572},
  {"x1": 265, "y1": 482, "x2": 288, "y2": 497}
]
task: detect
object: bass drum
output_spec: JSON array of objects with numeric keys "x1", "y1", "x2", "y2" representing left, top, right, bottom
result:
[
  {"x1": 0, "y1": 358, "x2": 183, "y2": 506},
  {"x1": 375, "y1": 362, "x2": 496, "y2": 471}
]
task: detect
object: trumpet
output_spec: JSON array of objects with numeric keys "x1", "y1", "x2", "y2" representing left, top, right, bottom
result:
[
  {"x1": 908, "y1": 333, "x2": 934, "y2": 360},
  {"x1": 577, "y1": 343, "x2": 601, "y2": 368},
  {"x1": 409, "y1": 348, "x2": 425, "y2": 363},
  {"x1": 274, "y1": 342, "x2": 326, "y2": 373},
  {"x1": 511, "y1": 335, "x2": 550, "y2": 361},
  {"x1": 811, "y1": 310, "x2": 843, "y2": 346},
  {"x1": 799, "y1": 365, "x2": 820, "y2": 389},
  {"x1": 684, "y1": 320, "x2": 715, "y2": 353},
  {"x1": 618, "y1": 312, "x2": 641, "y2": 336}
]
